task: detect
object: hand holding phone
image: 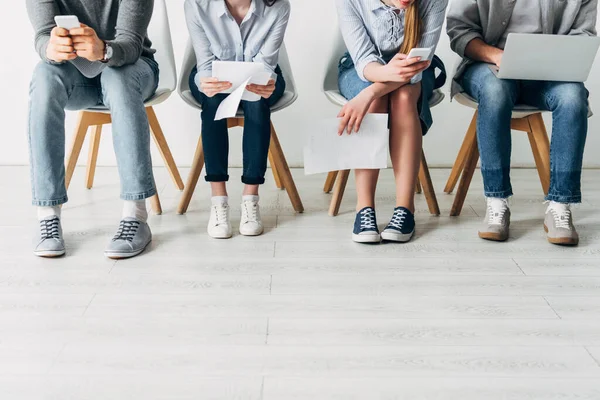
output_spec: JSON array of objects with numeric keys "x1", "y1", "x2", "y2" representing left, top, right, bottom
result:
[
  {"x1": 46, "y1": 16, "x2": 80, "y2": 62},
  {"x1": 406, "y1": 47, "x2": 433, "y2": 62}
]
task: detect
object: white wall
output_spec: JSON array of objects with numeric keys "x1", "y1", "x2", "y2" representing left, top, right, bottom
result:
[{"x1": 2, "y1": 0, "x2": 600, "y2": 168}]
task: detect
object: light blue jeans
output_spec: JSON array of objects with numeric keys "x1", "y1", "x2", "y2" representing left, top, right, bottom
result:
[
  {"x1": 28, "y1": 58, "x2": 159, "y2": 206},
  {"x1": 462, "y1": 62, "x2": 589, "y2": 203}
]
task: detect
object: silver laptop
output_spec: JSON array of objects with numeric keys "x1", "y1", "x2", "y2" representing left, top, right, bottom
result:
[{"x1": 490, "y1": 33, "x2": 600, "y2": 82}]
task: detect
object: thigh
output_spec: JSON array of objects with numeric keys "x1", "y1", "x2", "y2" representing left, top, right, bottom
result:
[
  {"x1": 100, "y1": 58, "x2": 159, "y2": 101},
  {"x1": 519, "y1": 80, "x2": 589, "y2": 111},
  {"x1": 461, "y1": 62, "x2": 519, "y2": 102},
  {"x1": 267, "y1": 65, "x2": 286, "y2": 107},
  {"x1": 338, "y1": 57, "x2": 373, "y2": 101}
]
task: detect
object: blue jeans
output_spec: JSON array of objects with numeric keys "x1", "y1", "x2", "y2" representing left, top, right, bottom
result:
[
  {"x1": 462, "y1": 63, "x2": 589, "y2": 203},
  {"x1": 28, "y1": 59, "x2": 159, "y2": 206},
  {"x1": 189, "y1": 66, "x2": 286, "y2": 185}
]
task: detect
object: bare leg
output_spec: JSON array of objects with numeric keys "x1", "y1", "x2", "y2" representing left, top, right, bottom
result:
[
  {"x1": 389, "y1": 83, "x2": 423, "y2": 213},
  {"x1": 355, "y1": 95, "x2": 389, "y2": 211},
  {"x1": 211, "y1": 182, "x2": 228, "y2": 197},
  {"x1": 243, "y1": 184, "x2": 259, "y2": 196}
]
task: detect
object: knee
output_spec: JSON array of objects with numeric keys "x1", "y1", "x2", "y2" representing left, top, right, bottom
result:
[
  {"x1": 101, "y1": 66, "x2": 144, "y2": 104},
  {"x1": 391, "y1": 85, "x2": 419, "y2": 111},
  {"x1": 478, "y1": 79, "x2": 516, "y2": 110},
  {"x1": 30, "y1": 62, "x2": 72, "y2": 97},
  {"x1": 553, "y1": 84, "x2": 588, "y2": 114},
  {"x1": 200, "y1": 94, "x2": 226, "y2": 119},
  {"x1": 242, "y1": 99, "x2": 270, "y2": 122}
]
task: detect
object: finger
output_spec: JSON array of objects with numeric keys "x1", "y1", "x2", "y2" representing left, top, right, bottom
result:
[
  {"x1": 200, "y1": 77, "x2": 219, "y2": 83},
  {"x1": 267, "y1": 79, "x2": 275, "y2": 85},
  {"x1": 53, "y1": 27, "x2": 70, "y2": 37},
  {"x1": 347, "y1": 115, "x2": 357, "y2": 134},
  {"x1": 56, "y1": 45, "x2": 74, "y2": 53},
  {"x1": 338, "y1": 114, "x2": 350, "y2": 135},
  {"x1": 401, "y1": 57, "x2": 424, "y2": 67},
  {"x1": 393, "y1": 53, "x2": 408, "y2": 61},
  {"x1": 55, "y1": 36, "x2": 73, "y2": 46},
  {"x1": 69, "y1": 27, "x2": 93, "y2": 36},
  {"x1": 354, "y1": 115, "x2": 364, "y2": 133},
  {"x1": 71, "y1": 36, "x2": 91, "y2": 44}
]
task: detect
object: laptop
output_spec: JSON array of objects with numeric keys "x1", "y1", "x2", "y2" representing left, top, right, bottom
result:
[{"x1": 490, "y1": 33, "x2": 600, "y2": 82}]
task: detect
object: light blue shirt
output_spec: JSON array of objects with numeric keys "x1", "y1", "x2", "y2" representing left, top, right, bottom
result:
[
  {"x1": 185, "y1": 0, "x2": 291, "y2": 86},
  {"x1": 336, "y1": 0, "x2": 448, "y2": 82}
]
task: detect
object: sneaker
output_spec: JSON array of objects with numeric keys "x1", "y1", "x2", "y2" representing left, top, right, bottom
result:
[
  {"x1": 544, "y1": 202, "x2": 579, "y2": 246},
  {"x1": 34, "y1": 217, "x2": 66, "y2": 258},
  {"x1": 479, "y1": 197, "x2": 510, "y2": 242},
  {"x1": 105, "y1": 218, "x2": 152, "y2": 259},
  {"x1": 381, "y1": 207, "x2": 415, "y2": 243},
  {"x1": 208, "y1": 202, "x2": 232, "y2": 239},
  {"x1": 352, "y1": 207, "x2": 381, "y2": 243},
  {"x1": 240, "y1": 198, "x2": 264, "y2": 236}
]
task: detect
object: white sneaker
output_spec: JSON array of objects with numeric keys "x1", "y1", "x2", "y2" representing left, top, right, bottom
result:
[
  {"x1": 479, "y1": 197, "x2": 511, "y2": 242},
  {"x1": 208, "y1": 200, "x2": 232, "y2": 239},
  {"x1": 240, "y1": 196, "x2": 264, "y2": 236}
]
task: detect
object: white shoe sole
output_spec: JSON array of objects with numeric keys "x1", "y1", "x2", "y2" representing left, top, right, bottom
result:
[
  {"x1": 34, "y1": 249, "x2": 66, "y2": 258},
  {"x1": 239, "y1": 225, "x2": 264, "y2": 237},
  {"x1": 381, "y1": 230, "x2": 414, "y2": 243},
  {"x1": 208, "y1": 231, "x2": 233, "y2": 239},
  {"x1": 352, "y1": 233, "x2": 381, "y2": 243},
  {"x1": 104, "y1": 240, "x2": 151, "y2": 260}
]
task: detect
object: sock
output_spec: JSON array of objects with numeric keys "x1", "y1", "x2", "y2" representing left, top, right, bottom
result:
[
  {"x1": 37, "y1": 206, "x2": 61, "y2": 221},
  {"x1": 211, "y1": 196, "x2": 229, "y2": 206},
  {"x1": 242, "y1": 195, "x2": 259, "y2": 203},
  {"x1": 122, "y1": 200, "x2": 148, "y2": 223},
  {"x1": 547, "y1": 200, "x2": 570, "y2": 212}
]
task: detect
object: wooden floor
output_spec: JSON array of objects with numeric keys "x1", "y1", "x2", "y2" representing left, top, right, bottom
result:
[{"x1": 2, "y1": 166, "x2": 600, "y2": 399}]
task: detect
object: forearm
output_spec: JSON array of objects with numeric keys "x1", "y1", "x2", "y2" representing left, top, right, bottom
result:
[
  {"x1": 363, "y1": 62, "x2": 390, "y2": 83},
  {"x1": 464, "y1": 38, "x2": 502, "y2": 64},
  {"x1": 363, "y1": 82, "x2": 405, "y2": 101}
]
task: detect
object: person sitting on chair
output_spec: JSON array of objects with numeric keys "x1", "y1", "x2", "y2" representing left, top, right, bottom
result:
[
  {"x1": 447, "y1": 0, "x2": 597, "y2": 246},
  {"x1": 185, "y1": 0, "x2": 289, "y2": 239},
  {"x1": 335, "y1": 0, "x2": 448, "y2": 244},
  {"x1": 26, "y1": 0, "x2": 159, "y2": 259}
]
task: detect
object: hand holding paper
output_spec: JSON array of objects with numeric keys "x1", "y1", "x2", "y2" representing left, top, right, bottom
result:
[{"x1": 215, "y1": 78, "x2": 252, "y2": 121}]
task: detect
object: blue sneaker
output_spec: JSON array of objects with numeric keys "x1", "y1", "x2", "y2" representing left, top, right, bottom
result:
[
  {"x1": 352, "y1": 207, "x2": 381, "y2": 243},
  {"x1": 381, "y1": 207, "x2": 415, "y2": 243}
]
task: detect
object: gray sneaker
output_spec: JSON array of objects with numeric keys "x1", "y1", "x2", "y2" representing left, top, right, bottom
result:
[
  {"x1": 104, "y1": 218, "x2": 152, "y2": 259},
  {"x1": 478, "y1": 198, "x2": 511, "y2": 242},
  {"x1": 544, "y1": 202, "x2": 579, "y2": 246},
  {"x1": 34, "y1": 217, "x2": 66, "y2": 258}
]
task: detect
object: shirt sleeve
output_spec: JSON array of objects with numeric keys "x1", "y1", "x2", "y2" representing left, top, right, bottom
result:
[
  {"x1": 104, "y1": 0, "x2": 154, "y2": 67},
  {"x1": 569, "y1": 0, "x2": 598, "y2": 36},
  {"x1": 26, "y1": 0, "x2": 62, "y2": 64},
  {"x1": 185, "y1": 0, "x2": 216, "y2": 90},
  {"x1": 253, "y1": 1, "x2": 291, "y2": 79},
  {"x1": 411, "y1": 0, "x2": 449, "y2": 84},
  {"x1": 446, "y1": 0, "x2": 484, "y2": 58},
  {"x1": 335, "y1": 0, "x2": 385, "y2": 82}
]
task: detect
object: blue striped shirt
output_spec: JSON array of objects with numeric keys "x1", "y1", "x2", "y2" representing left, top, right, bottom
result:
[
  {"x1": 336, "y1": 0, "x2": 448, "y2": 82},
  {"x1": 185, "y1": 0, "x2": 290, "y2": 85}
]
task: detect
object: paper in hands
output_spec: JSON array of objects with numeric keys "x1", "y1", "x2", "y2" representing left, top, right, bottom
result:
[
  {"x1": 215, "y1": 78, "x2": 252, "y2": 121},
  {"x1": 303, "y1": 114, "x2": 389, "y2": 175}
]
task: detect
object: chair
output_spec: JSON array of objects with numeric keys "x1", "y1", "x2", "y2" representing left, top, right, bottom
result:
[
  {"x1": 322, "y1": 30, "x2": 443, "y2": 217},
  {"x1": 443, "y1": 59, "x2": 551, "y2": 217},
  {"x1": 64, "y1": 0, "x2": 184, "y2": 215},
  {"x1": 176, "y1": 41, "x2": 304, "y2": 214}
]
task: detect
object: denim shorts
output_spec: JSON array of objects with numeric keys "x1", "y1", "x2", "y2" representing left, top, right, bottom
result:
[{"x1": 338, "y1": 53, "x2": 438, "y2": 135}]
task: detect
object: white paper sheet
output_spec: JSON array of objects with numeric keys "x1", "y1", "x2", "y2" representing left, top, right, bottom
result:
[
  {"x1": 212, "y1": 61, "x2": 271, "y2": 102},
  {"x1": 215, "y1": 78, "x2": 252, "y2": 121},
  {"x1": 303, "y1": 114, "x2": 389, "y2": 175}
]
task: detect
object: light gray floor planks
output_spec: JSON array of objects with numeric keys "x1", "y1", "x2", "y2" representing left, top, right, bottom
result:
[{"x1": 1, "y1": 166, "x2": 599, "y2": 399}]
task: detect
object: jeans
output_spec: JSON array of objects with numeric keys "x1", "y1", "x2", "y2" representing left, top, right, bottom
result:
[
  {"x1": 189, "y1": 66, "x2": 286, "y2": 185},
  {"x1": 28, "y1": 58, "x2": 159, "y2": 206},
  {"x1": 462, "y1": 62, "x2": 589, "y2": 203}
]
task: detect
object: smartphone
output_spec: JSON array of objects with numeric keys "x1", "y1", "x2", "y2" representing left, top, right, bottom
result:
[
  {"x1": 406, "y1": 47, "x2": 433, "y2": 61},
  {"x1": 54, "y1": 15, "x2": 80, "y2": 30}
]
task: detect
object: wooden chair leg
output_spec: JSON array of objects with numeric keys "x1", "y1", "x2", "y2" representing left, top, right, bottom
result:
[
  {"x1": 150, "y1": 192, "x2": 162, "y2": 215},
  {"x1": 85, "y1": 125, "x2": 102, "y2": 189},
  {"x1": 269, "y1": 151, "x2": 284, "y2": 190},
  {"x1": 450, "y1": 136, "x2": 480, "y2": 217},
  {"x1": 65, "y1": 112, "x2": 92, "y2": 190},
  {"x1": 177, "y1": 136, "x2": 205, "y2": 215},
  {"x1": 329, "y1": 170, "x2": 351, "y2": 217},
  {"x1": 147, "y1": 107, "x2": 185, "y2": 191},
  {"x1": 415, "y1": 177, "x2": 422, "y2": 194},
  {"x1": 419, "y1": 151, "x2": 440, "y2": 216},
  {"x1": 269, "y1": 123, "x2": 304, "y2": 213},
  {"x1": 324, "y1": 171, "x2": 338, "y2": 193},
  {"x1": 444, "y1": 111, "x2": 478, "y2": 194},
  {"x1": 526, "y1": 113, "x2": 551, "y2": 195}
]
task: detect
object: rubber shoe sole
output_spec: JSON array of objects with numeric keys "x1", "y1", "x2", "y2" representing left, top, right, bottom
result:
[
  {"x1": 352, "y1": 233, "x2": 381, "y2": 244},
  {"x1": 34, "y1": 249, "x2": 66, "y2": 258},
  {"x1": 544, "y1": 224, "x2": 579, "y2": 246},
  {"x1": 478, "y1": 231, "x2": 509, "y2": 242},
  {"x1": 104, "y1": 239, "x2": 151, "y2": 260},
  {"x1": 381, "y1": 230, "x2": 414, "y2": 243}
]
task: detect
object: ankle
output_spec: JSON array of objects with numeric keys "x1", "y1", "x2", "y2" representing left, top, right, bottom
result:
[
  {"x1": 122, "y1": 200, "x2": 148, "y2": 223},
  {"x1": 37, "y1": 206, "x2": 61, "y2": 221},
  {"x1": 242, "y1": 195, "x2": 259, "y2": 203},
  {"x1": 211, "y1": 196, "x2": 229, "y2": 206}
]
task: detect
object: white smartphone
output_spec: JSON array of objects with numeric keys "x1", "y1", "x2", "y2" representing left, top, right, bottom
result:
[
  {"x1": 406, "y1": 47, "x2": 433, "y2": 61},
  {"x1": 54, "y1": 15, "x2": 80, "y2": 30}
]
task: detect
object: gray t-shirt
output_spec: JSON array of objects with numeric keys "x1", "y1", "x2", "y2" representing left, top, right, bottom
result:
[
  {"x1": 498, "y1": 0, "x2": 544, "y2": 49},
  {"x1": 26, "y1": 0, "x2": 155, "y2": 74}
]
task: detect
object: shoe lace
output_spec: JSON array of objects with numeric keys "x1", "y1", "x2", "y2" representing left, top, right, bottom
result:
[
  {"x1": 388, "y1": 209, "x2": 407, "y2": 230},
  {"x1": 487, "y1": 200, "x2": 508, "y2": 225},
  {"x1": 40, "y1": 218, "x2": 60, "y2": 240},
  {"x1": 213, "y1": 205, "x2": 229, "y2": 226},
  {"x1": 242, "y1": 201, "x2": 258, "y2": 223},
  {"x1": 113, "y1": 220, "x2": 140, "y2": 242},
  {"x1": 549, "y1": 204, "x2": 572, "y2": 229},
  {"x1": 360, "y1": 208, "x2": 376, "y2": 230}
]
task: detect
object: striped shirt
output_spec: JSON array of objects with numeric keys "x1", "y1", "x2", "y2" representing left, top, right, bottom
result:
[
  {"x1": 336, "y1": 0, "x2": 448, "y2": 82},
  {"x1": 185, "y1": 0, "x2": 290, "y2": 84}
]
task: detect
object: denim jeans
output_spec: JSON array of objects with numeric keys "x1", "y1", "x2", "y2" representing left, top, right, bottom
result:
[
  {"x1": 189, "y1": 66, "x2": 286, "y2": 185},
  {"x1": 462, "y1": 62, "x2": 589, "y2": 203},
  {"x1": 28, "y1": 58, "x2": 159, "y2": 206}
]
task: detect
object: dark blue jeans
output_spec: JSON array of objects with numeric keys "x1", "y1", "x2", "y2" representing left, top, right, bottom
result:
[
  {"x1": 462, "y1": 63, "x2": 589, "y2": 203},
  {"x1": 189, "y1": 66, "x2": 286, "y2": 185}
]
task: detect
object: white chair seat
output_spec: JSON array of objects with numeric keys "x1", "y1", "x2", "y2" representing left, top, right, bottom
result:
[
  {"x1": 179, "y1": 89, "x2": 297, "y2": 116},
  {"x1": 324, "y1": 88, "x2": 445, "y2": 108},
  {"x1": 454, "y1": 92, "x2": 543, "y2": 119}
]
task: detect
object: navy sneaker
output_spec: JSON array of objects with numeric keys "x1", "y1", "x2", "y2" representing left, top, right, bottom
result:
[
  {"x1": 352, "y1": 207, "x2": 381, "y2": 243},
  {"x1": 381, "y1": 207, "x2": 415, "y2": 243}
]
